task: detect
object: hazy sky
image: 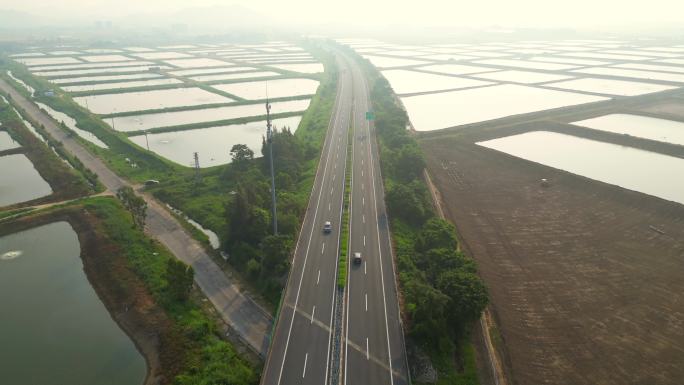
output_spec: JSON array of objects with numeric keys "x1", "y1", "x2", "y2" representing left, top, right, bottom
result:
[{"x1": 4, "y1": 0, "x2": 684, "y2": 29}]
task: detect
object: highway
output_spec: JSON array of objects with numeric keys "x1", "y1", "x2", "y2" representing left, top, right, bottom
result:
[
  {"x1": 342, "y1": 53, "x2": 409, "y2": 385},
  {"x1": 261, "y1": 50, "x2": 409, "y2": 385},
  {"x1": 261, "y1": 54, "x2": 351, "y2": 385}
]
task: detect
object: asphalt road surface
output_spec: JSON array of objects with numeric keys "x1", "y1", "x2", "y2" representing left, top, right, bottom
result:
[
  {"x1": 0, "y1": 78, "x2": 273, "y2": 356},
  {"x1": 261, "y1": 54, "x2": 352, "y2": 385},
  {"x1": 261, "y1": 51, "x2": 409, "y2": 385},
  {"x1": 342, "y1": 53, "x2": 409, "y2": 385}
]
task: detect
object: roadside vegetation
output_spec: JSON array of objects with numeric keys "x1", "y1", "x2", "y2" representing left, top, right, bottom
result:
[
  {"x1": 337, "y1": 122, "x2": 353, "y2": 287},
  {"x1": 340, "y1": 44, "x2": 489, "y2": 384},
  {"x1": 151, "y1": 40, "x2": 339, "y2": 308},
  {"x1": 0, "y1": 197, "x2": 257, "y2": 385},
  {"x1": 90, "y1": 197, "x2": 258, "y2": 384}
]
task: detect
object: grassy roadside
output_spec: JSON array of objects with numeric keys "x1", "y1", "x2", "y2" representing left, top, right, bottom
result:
[
  {"x1": 0, "y1": 196, "x2": 258, "y2": 385},
  {"x1": 337, "y1": 121, "x2": 354, "y2": 288},
  {"x1": 336, "y1": 42, "x2": 489, "y2": 384}
]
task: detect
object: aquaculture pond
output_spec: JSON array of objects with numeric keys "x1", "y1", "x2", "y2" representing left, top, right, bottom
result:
[
  {"x1": 0, "y1": 222, "x2": 146, "y2": 385},
  {"x1": 477, "y1": 130, "x2": 684, "y2": 206}
]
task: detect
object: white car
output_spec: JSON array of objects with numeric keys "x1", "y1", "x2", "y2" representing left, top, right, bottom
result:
[
  {"x1": 353, "y1": 252, "x2": 362, "y2": 264},
  {"x1": 323, "y1": 221, "x2": 332, "y2": 233}
]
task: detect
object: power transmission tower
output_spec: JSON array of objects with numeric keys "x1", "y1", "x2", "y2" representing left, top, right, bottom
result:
[
  {"x1": 193, "y1": 152, "x2": 201, "y2": 185},
  {"x1": 266, "y1": 95, "x2": 278, "y2": 235}
]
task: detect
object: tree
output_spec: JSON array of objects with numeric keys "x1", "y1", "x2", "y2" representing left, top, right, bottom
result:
[
  {"x1": 166, "y1": 258, "x2": 194, "y2": 301},
  {"x1": 417, "y1": 248, "x2": 478, "y2": 281},
  {"x1": 392, "y1": 144, "x2": 425, "y2": 182},
  {"x1": 116, "y1": 186, "x2": 147, "y2": 229},
  {"x1": 415, "y1": 218, "x2": 458, "y2": 253},
  {"x1": 436, "y1": 270, "x2": 488, "y2": 331},
  {"x1": 230, "y1": 144, "x2": 254, "y2": 171},
  {"x1": 260, "y1": 234, "x2": 292, "y2": 277},
  {"x1": 386, "y1": 183, "x2": 427, "y2": 224},
  {"x1": 404, "y1": 279, "x2": 450, "y2": 351}
]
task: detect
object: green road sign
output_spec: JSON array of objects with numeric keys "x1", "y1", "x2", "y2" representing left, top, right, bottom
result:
[{"x1": 365, "y1": 111, "x2": 375, "y2": 120}]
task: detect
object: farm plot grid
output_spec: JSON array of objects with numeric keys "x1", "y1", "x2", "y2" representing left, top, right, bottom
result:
[
  {"x1": 338, "y1": 38, "x2": 684, "y2": 132},
  {"x1": 9, "y1": 41, "x2": 325, "y2": 166},
  {"x1": 337, "y1": 37, "x2": 684, "y2": 384}
]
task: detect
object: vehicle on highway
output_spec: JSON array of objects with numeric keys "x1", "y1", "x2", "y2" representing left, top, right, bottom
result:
[
  {"x1": 353, "y1": 252, "x2": 362, "y2": 264},
  {"x1": 323, "y1": 221, "x2": 332, "y2": 233}
]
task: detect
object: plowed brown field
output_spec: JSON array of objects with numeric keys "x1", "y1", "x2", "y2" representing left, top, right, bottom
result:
[{"x1": 419, "y1": 106, "x2": 684, "y2": 385}]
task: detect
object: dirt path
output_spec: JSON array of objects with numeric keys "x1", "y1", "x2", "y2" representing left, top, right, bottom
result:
[{"x1": 0, "y1": 79, "x2": 273, "y2": 357}]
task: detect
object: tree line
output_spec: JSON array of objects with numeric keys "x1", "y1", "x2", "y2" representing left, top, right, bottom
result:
[
  {"x1": 369, "y1": 71, "x2": 488, "y2": 357},
  {"x1": 223, "y1": 127, "x2": 310, "y2": 304}
]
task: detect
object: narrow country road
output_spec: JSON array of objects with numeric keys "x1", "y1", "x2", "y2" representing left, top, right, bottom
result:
[{"x1": 0, "y1": 78, "x2": 273, "y2": 357}]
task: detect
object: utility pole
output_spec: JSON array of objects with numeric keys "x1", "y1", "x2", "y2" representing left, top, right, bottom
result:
[{"x1": 266, "y1": 96, "x2": 278, "y2": 235}]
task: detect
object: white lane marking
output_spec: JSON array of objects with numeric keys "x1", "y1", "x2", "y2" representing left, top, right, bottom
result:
[
  {"x1": 362, "y1": 197, "x2": 365, "y2": 206},
  {"x1": 337, "y1": 153, "x2": 339, "y2": 159},
  {"x1": 275, "y1": 81, "x2": 345, "y2": 385},
  {"x1": 317, "y1": 270, "x2": 321, "y2": 285},
  {"x1": 311, "y1": 306, "x2": 316, "y2": 324},
  {"x1": 364, "y1": 261, "x2": 367, "y2": 275},
  {"x1": 330, "y1": 187, "x2": 334, "y2": 195},
  {"x1": 362, "y1": 183, "x2": 364, "y2": 190},
  {"x1": 302, "y1": 353, "x2": 308, "y2": 378},
  {"x1": 333, "y1": 174, "x2": 336, "y2": 181},
  {"x1": 322, "y1": 243, "x2": 325, "y2": 254},
  {"x1": 329, "y1": 203, "x2": 331, "y2": 211},
  {"x1": 365, "y1": 293, "x2": 368, "y2": 311},
  {"x1": 363, "y1": 214, "x2": 365, "y2": 223},
  {"x1": 366, "y1": 338, "x2": 369, "y2": 360},
  {"x1": 362, "y1": 170, "x2": 364, "y2": 177},
  {"x1": 363, "y1": 235, "x2": 366, "y2": 246},
  {"x1": 361, "y1": 159, "x2": 364, "y2": 165}
]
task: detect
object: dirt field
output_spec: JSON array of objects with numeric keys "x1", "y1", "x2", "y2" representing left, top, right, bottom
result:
[{"x1": 418, "y1": 98, "x2": 684, "y2": 385}]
